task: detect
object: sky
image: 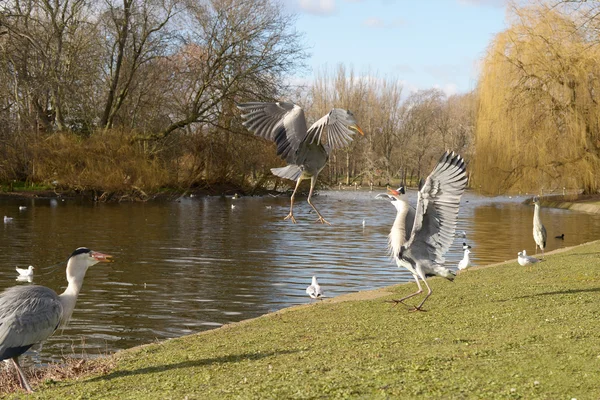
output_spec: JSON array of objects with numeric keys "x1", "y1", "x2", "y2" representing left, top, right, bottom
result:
[{"x1": 284, "y1": 0, "x2": 508, "y2": 96}]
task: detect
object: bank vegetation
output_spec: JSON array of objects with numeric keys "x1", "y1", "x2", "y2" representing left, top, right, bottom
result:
[
  {"x1": 0, "y1": 0, "x2": 475, "y2": 198},
  {"x1": 5, "y1": 0, "x2": 600, "y2": 198}
]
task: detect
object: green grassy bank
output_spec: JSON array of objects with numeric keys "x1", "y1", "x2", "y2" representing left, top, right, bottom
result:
[{"x1": 7, "y1": 241, "x2": 600, "y2": 399}]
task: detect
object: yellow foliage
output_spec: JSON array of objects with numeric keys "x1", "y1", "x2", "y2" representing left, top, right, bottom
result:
[{"x1": 473, "y1": 4, "x2": 600, "y2": 194}]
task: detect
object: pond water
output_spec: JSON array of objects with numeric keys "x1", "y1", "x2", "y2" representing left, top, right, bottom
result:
[{"x1": 0, "y1": 190, "x2": 599, "y2": 365}]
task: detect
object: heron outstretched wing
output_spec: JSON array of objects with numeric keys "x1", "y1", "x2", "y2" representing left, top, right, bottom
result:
[
  {"x1": 0, "y1": 286, "x2": 62, "y2": 360},
  {"x1": 237, "y1": 102, "x2": 308, "y2": 163},
  {"x1": 404, "y1": 151, "x2": 468, "y2": 264},
  {"x1": 305, "y1": 109, "x2": 362, "y2": 152}
]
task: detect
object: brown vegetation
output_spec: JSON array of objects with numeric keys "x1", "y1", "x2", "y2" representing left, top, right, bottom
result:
[
  {"x1": 0, "y1": 355, "x2": 114, "y2": 396},
  {"x1": 0, "y1": 0, "x2": 476, "y2": 198}
]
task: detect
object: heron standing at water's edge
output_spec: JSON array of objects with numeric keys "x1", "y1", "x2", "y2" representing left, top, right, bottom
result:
[
  {"x1": 237, "y1": 101, "x2": 364, "y2": 225},
  {"x1": 0, "y1": 248, "x2": 113, "y2": 393},
  {"x1": 532, "y1": 196, "x2": 547, "y2": 257},
  {"x1": 376, "y1": 151, "x2": 468, "y2": 311}
]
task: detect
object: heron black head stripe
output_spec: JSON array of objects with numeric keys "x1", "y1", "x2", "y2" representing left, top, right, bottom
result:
[{"x1": 69, "y1": 247, "x2": 91, "y2": 259}]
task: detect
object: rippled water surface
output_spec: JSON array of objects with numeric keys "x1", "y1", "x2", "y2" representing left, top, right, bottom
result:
[{"x1": 1, "y1": 190, "x2": 599, "y2": 364}]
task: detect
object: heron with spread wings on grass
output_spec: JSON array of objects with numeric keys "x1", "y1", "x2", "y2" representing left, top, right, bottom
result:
[{"x1": 377, "y1": 151, "x2": 468, "y2": 311}]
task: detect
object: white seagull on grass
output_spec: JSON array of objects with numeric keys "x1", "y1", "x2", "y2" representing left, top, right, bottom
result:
[
  {"x1": 458, "y1": 249, "x2": 471, "y2": 271},
  {"x1": 518, "y1": 250, "x2": 542, "y2": 266},
  {"x1": 306, "y1": 276, "x2": 323, "y2": 301}
]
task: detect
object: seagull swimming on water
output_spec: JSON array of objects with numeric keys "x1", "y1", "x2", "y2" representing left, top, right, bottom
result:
[
  {"x1": 15, "y1": 266, "x2": 34, "y2": 277},
  {"x1": 306, "y1": 276, "x2": 323, "y2": 301},
  {"x1": 4, "y1": 216, "x2": 13, "y2": 223}
]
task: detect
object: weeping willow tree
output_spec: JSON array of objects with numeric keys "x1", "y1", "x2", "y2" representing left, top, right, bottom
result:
[{"x1": 473, "y1": 4, "x2": 600, "y2": 195}]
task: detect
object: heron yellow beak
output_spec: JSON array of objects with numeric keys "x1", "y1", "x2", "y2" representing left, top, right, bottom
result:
[
  {"x1": 92, "y1": 251, "x2": 114, "y2": 263},
  {"x1": 387, "y1": 187, "x2": 399, "y2": 196},
  {"x1": 351, "y1": 124, "x2": 365, "y2": 135}
]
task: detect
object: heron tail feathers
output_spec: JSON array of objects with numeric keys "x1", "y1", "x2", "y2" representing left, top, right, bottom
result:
[
  {"x1": 433, "y1": 266, "x2": 456, "y2": 281},
  {"x1": 271, "y1": 165, "x2": 303, "y2": 181}
]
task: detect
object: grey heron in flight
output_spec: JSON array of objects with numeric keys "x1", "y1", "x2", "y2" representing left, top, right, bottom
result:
[
  {"x1": 532, "y1": 196, "x2": 547, "y2": 257},
  {"x1": 0, "y1": 247, "x2": 113, "y2": 393},
  {"x1": 238, "y1": 101, "x2": 364, "y2": 225},
  {"x1": 377, "y1": 151, "x2": 468, "y2": 311}
]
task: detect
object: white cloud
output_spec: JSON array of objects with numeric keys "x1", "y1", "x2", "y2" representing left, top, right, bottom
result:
[
  {"x1": 433, "y1": 83, "x2": 459, "y2": 97},
  {"x1": 298, "y1": 0, "x2": 337, "y2": 15}
]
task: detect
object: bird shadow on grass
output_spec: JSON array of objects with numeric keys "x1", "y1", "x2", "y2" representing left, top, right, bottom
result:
[
  {"x1": 556, "y1": 252, "x2": 600, "y2": 257},
  {"x1": 85, "y1": 349, "x2": 300, "y2": 383},
  {"x1": 494, "y1": 287, "x2": 600, "y2": 302}
]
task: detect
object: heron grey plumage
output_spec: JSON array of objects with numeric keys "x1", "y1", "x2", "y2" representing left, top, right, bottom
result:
[
  {"x1": 377, "y1": 152, "x2": 468, "y2": 311},
  {"x1": 0, "y1": 247, "x2": 113, "y2": 393},
  {"x1": 237, "y1": 101, "x2": 364, "y2": 224},
  {"x1": 532, "y1": 196, "x2": 547, "y2": 257}
]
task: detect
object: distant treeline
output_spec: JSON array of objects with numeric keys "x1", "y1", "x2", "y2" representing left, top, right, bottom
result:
[{"x1": 4, "y1": 0, "x2": 592, "y2": 198}]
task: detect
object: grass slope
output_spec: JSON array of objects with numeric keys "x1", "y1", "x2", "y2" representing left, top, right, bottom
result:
[{"x1": 9, "y1": 242, "x2": 600, "y2": 399}]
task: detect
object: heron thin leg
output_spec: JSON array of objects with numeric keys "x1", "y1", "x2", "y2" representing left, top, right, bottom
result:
[
  {"x1": 413, "y1": 278, "x2": 433, "y2": 311},
  {"x1": 307, "y1": 175, "x2": 330, "y2": 225},
  {"x1": 284, "y1": 177, "x2": 304, "y2": 223},
  {"x1": 12, "y1": 357, "x2": 33, "y2": 393},
  {"x1": 388, "y1": 274, "x2": 423, "y2": 306}
]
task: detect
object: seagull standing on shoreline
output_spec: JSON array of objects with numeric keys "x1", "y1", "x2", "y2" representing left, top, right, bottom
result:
[
  {"x1": 306, "y1": 276, "x2": 323, "y2": 301},
  {"x1": 458, "y1": 249, "x2": 471, "y2": 271},
  {"x1": 518, "y1": 250, "x2": 542, "y2": 266}
]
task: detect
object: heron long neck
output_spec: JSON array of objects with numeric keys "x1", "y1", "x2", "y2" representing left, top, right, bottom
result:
[
  {"x1": 533, "y1": 204, "x2": 542, "y2": 227},
  {"x1": 58, "y1": 259, "x2": 88, "y2": 327},
  {"x1": 390, "y1": 200, "x2": 410, "y2": 258}
]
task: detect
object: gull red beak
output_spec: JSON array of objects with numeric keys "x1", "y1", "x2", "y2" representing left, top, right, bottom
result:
[{"x1": 91, "y1": 251, "x2": 114, "y2": 263}]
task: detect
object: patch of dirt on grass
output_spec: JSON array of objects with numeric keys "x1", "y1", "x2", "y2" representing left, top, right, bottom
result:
[{"x1": 0, "y1": 356, "x2": 115, "y2": 396}]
